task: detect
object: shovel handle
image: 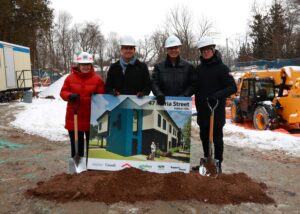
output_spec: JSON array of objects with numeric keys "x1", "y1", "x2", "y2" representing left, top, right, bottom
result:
[
  {"x1": 71, "y1": 99, "x2": 80, "y2": 155},
  {"x1": 207, "y1": 99, "x2": 219, "y2": 114},
  {"x1": 209, "y1": 114, "x2": 214, "y2": 142},
  {"x1": 207, "y1": 99, "x2": 218, "y2": 142},
  {"x1": 207, "y1": 99, "x2": 218, "y2": 159},
  {"x1": 74, "y1": 114, "x2": 78, "y2": 154}
]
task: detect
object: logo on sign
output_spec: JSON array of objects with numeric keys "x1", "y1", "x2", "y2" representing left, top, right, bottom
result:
[
  {"x1": 105, "y1": 163, "x2": 116, "y2": 167},
  {"x1": 121, "y1": 163, "x2": 133, "y2": 168},
  {"x1": 157, "y1": 165, "x2": 165, "y2": 170},
  {"x1": 138, "y1": 164, "x2": 152, "y2": 171},
  {"x1": 170, "y1": 166, "x2": 186, "y2": 171}
]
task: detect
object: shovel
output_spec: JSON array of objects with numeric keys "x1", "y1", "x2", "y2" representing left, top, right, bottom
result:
[
  {"x1": 68, "y1": 99, "x2": 87, "y2": 174},
  {"x1": 199, "y1": 99, "x2": 220, "y2": 176}
]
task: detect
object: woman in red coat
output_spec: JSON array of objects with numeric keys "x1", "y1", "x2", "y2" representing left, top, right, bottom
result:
[{"x1": 60, "y1": 52, "x2": 104, "y2": 159}]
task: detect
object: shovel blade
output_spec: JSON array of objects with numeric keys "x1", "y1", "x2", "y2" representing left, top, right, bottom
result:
[
  {"x1": 68, "y1": 157, "x2": 87, "y2": 174},
  {"x1": 199, "y1": 158, "x2": 220, "y2": 176}
]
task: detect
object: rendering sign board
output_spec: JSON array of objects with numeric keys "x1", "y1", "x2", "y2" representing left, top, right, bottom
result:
[{"x1": 88, "y1": 94, "x2": 192, "y2": 173}]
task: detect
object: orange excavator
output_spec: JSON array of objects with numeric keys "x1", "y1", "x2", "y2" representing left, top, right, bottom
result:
[{"x1": 231, "y1": 66, "x2": 300, "y2": 130}]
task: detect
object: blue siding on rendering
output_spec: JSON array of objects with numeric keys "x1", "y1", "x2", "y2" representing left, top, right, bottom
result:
[{"x1": 106, "y1": 98, "x2": 143, "y2": 157}]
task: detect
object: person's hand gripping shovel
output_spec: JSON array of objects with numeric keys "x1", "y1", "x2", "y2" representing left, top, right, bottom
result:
[
  {"x1": 199, "y1": 98, "x2": 221, "y2": 176},
  {"x1": 68, "y1": 97, "x2": 87, "y2": 174}
]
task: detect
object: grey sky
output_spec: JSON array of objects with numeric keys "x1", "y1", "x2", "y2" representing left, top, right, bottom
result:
[{"x1": 50, "y1": 0, "x2": 273, "y2": 46}]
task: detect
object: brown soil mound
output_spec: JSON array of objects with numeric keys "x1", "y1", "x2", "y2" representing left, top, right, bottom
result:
[{"x1": 26, "y1": 168, "x2": 274, "y2": 205}]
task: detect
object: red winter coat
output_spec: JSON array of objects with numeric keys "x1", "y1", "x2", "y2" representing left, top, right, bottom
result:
[{"x1": 60, "y1": 66, "x2": 104, "y2": 131}]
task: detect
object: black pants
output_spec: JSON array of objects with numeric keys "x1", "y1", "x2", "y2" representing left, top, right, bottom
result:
[
  {"x1": 68, "y1": 131, "x2": 90, "y2": 158},
  {"x1": 199, "y1": 124, "x2": 224, "y2": 163}
]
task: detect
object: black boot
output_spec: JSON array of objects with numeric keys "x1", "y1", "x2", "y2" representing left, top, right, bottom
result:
[{"x1": 215, "y1": 161, "x2": 222, "y2": 174}]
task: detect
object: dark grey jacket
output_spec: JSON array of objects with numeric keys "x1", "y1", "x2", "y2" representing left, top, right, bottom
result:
[
  {"x1": 151, "y1": 56, "x2": 195, "y2": 96},
  {"x1": 195, "y1": 50, "x2": 237, "y2": 127}
]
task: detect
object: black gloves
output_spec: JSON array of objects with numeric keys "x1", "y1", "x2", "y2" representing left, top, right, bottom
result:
[
  {"x1": 68, "y1": 93, "x2": 80, "y2": 102},
  {"x1": 111, "y1": 89, "x2": 120, "y2": 96},
  {"x1": 207, "y1": 95, "x2": 219, "y2": 107},
  {"x1": 207, "y1": 94, "x2": 217, "y2": 102},
  {"x1": 156, "y1": 95, "x2": 165, "y2": 105}
]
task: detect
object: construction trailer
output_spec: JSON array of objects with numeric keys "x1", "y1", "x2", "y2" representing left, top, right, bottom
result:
[{"x1": 0, "y1": 41, "x2": 32, "y2": 100}]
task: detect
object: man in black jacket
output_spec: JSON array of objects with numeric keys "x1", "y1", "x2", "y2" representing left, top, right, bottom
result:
[
  {"x1": 105, "y1": 35, "x2": 151, "y2": 96},
  {"x1": 151, "y1": 35, "x2": 195, "y2": 105},
  {"x1": 193, "y1": 36, "x2": 237, "y2": 173}
]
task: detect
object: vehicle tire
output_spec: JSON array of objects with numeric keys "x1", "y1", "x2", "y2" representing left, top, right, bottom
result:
[
  {"x1": 231, "y1": 98, "x2": 243, "y2": 123},
  {"x1": 253, "y1": 106, "x2": 269, "y2": 130},
  {"x1": 253, "y1": 105, "x2": 278, "y2": 130}
]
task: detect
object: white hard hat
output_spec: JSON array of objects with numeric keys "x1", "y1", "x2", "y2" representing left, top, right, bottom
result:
[
  {"x1": 76, "y1": 52, "x2": 94, "y2": 64},
  {"x1": 165, "y1": 35, "x2": 182, "y2": 48},
  {"x1": 197, "y1": 36, "x2": 216, "y2": 49},
  {"x1": 120, "y1": 35, "x2": 136, "y2": 46}
]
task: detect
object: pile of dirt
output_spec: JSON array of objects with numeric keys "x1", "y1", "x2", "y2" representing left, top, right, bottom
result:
[{"x1": 26, "y1": 168, "x2": 274, "y2": 205}]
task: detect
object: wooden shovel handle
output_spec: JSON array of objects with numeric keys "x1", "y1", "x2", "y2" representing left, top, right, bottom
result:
[
  {"x1": 209, "y1": 114, "x2": 214, "y2": 142},
  {"x1": 71, "y1": 99, "x2": 80, "y2": 154},
  {"x1": 74, "y1": 114, "x2": 78, "y2": 145}
]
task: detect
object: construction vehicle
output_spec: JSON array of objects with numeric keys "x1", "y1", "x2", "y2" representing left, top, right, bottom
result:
[{"x1": 231, "y1": 66, "x2": 300, "y2": 130}]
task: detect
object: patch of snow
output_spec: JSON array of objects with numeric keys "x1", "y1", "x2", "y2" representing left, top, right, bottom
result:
[
  {"x1": 10, "y1": 99, "x2": 68, "y2": 141},
  {"x1": 223, "y1": 120, "x2": 300, "y2": 157},
  {"x1": 39, "y1": 74, "x2": 68, "y2": 99}
]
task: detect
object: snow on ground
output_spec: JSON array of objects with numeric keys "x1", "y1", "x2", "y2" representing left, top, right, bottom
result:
[
  {"x1": 11, "y1": 99, "x2": 68, "y2": 141},
  {"x1": 38, "y1": 74, "x2": 68, "y2": 99},
  {"x1": 10, "y1": 98, "x2": 300, "y2": 157},
  {"x1": 223, "y1": 120, "x2": 300, "y2": 157}
]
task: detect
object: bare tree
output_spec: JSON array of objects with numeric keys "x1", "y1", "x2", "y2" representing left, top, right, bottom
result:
[
  {"x1": 153, "y1": 5, "x2": 217, "y2": 65},
  {"x1": 105, "y1": 32, "x2": 120, "y2": 63},
  {"x1": 78, "y1": 22, "x2": 103, "y2": 55},
  {"x1": 166, "y1": 6, "x2": 195, "y2": 60},
  {"x1": 95, "y1": 32, "x2": 106, "y2": 75},
  {"x1": 55, "y1": 11, "x2": 73, "y2": 72},
  {"x1": 196, "y1": 16, "x2": 216, "y2": 39},
  {"x1": 136, "y1": 35, "x2": 157, "y2": 65},
  {"x1": 149, "y1": 29, "x2": 169, "y2": 64},
  {"x1": 284, "y1": 0, "x2": 300, "y2": 57}
]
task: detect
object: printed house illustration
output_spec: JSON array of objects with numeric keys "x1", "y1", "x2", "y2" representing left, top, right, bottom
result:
[{"x1": 97, "y1": 97, "x2": 181, "y2": 157}]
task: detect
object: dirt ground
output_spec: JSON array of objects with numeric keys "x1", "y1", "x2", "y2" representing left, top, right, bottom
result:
[{"x1": 1, "y1": 102, "x2": 300, "y2": 214}]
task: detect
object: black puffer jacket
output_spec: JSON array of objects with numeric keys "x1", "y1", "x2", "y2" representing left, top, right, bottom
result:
[
  {"x1": 151, "y1": 56, "x2": 195, "y2": 96},
  {"x1": 195, "y1": 50, "x2": 237, "y2": 127},
  {"x1": 105, "y1": 59, "x2": 151, "y2": 95}
]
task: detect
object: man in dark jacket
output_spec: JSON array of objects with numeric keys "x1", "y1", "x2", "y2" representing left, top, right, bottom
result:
[
  {"x1": 105, "y1": 35, "x2": 151, "y2": 96},
  {"x1": 151, "y1": 35, "x2": 195, "y2": 105},
  {"x1": 193, "y1": 36, "x2": 237, "y2": 173}
]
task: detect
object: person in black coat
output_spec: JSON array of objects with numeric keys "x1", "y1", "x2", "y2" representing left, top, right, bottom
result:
[
  {"x1": 105, "y1": 35, "x2": 151, "y2": 96},
  {"x1": 193, "y1": 36, "x2": 237, "y2": 173},
  {"x1": 151, "y1": 35, "x2": 195, "y2": 105}
]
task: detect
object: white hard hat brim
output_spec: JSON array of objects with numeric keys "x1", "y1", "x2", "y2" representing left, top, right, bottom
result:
[
  {"x1": 165, "y1": 44, "x2": 182, "y2": 48},
  {"x1": 78, "y1": 60, "x2": 94, "y2": 64}
]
